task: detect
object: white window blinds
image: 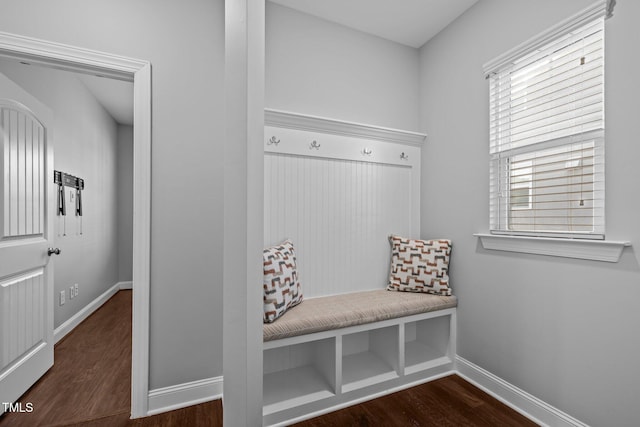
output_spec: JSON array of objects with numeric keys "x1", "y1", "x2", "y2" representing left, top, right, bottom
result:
[{"x1": 486, "y1": 14, "x2": 605, "y2": 239}]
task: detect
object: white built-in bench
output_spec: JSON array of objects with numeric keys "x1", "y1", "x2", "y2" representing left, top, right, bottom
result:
[
  {"x1": 263, "y1": 290, "x2": 457, "y2": 426},
  {"x1": 262, "y1": 110, "x2": 454, "y2": 426}
]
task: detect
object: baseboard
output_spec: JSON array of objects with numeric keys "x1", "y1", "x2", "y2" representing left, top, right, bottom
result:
[
  {"x1": 54, "y1": 282, "x2": 121, "y2": 343},
  {"x1": 147, "y1": 376, "x2": 223, "y2": 416},
  {"x1": 455, "y1": 356, "x2": 589, "y2": 427},
  {"x1": 142, "y1": 360, "x2": 588, "y2": 426},
  {"x1": 117, "y1": 281, "x2": 133, "y2": 290}
]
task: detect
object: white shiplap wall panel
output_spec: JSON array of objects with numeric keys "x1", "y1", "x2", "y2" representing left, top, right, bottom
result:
[{"x1": 264, "y1": 113, "x2": 424, "y2": 298}]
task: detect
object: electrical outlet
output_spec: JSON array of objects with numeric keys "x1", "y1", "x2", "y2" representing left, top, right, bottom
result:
[
  {"x1": 69, "y1": 286, "x2": 74, "y2": 299},
  {"x1": 59, "y1": 290, "x2": 66, "y2": 306},
  {"x1": 74, "y1": 283, "x2": 78, "y2": 297}
]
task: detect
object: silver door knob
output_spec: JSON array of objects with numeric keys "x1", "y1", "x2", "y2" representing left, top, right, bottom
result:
[{"x1": 47, "y1": 247, "x2": 61, "y2": 256}]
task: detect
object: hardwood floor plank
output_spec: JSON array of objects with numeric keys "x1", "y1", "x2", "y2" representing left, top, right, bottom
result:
[
  {"x1": 293, "y1": 375, "x2": 539, "y2": 427},
  {"x1": 61, "y1": 400, "x2": 223, "y2": 427}
]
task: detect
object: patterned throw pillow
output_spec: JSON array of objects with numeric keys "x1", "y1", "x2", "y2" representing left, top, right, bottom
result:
[
  {"x1": 387, "y1": 235, "x2": 452, "y2": 296},
  {"x1": 263, "y1": 240, "x2": 304, "y2": 323}
]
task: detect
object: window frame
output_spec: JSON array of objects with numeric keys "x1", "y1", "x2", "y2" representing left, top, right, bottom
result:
[
  {"x1": 485, "y1": 6, "x2": 606, "y2": 240},
  {"x1": 476, "y1": 0, "x2": 630, "y2": 262}
]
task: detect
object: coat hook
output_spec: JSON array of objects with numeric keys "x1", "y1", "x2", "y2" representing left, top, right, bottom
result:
[
  {"x1": 400, "y1": 152, "x2": 409, "y2": 160},
  {"x1": 268, "y1": 136, "x2": 280, "y2": 146},
  {"x1": 309, "y1": 140, "x2": 321, "y2": 150},
  {"x1": 363, "y1": 147, "x2": 372, "y2": 155}
]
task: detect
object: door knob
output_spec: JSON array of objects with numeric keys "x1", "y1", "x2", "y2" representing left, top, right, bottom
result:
[{"x1": 47, "y1": 247, "x2": 61, "y2": 256}]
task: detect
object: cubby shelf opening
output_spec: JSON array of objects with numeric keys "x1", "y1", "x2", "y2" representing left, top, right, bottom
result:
[
  {"x1": 404, "y1": 316, "x2": 451, "y2": 375},
  {"x1": 341, "y1": 326, "x2": 400, "y2": 393},
  {"x1": 263, "y1": 338, "x2": 336, "y2": 414}
]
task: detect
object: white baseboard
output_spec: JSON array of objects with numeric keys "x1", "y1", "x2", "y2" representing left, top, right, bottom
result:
[
  {"x1": 142, "y1": 360, "x2": 588, "y2": 426},
  {"x1": 117, "y1": 281, "x2": 133, "y2": 290},
  {"x1": 455, "y1": 356, "x2": 589, "y2": 427},
  {"x1": 54, "y1": 282, "x2": 121, "y2": 343},
  {"x1": 147, "y1": 376, "x2": 223, "y2": 416}
]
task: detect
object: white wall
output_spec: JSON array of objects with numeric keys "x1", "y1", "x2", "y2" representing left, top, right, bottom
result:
[
  {"x1": 117, "y1": 125, "x2": 133, "y2": 283},
  {"x1": 0, "y1": 58, "x2": 121, "y2": 329},
  {"x1": 418, "y1": 1, "x2": 640, "y2": 426},
  {"x1": 266, "y1": 2, "x2": 421, "y2": 131},
  {"x1": 0, "y1": 0, "x2": 225, "y2": 390}
]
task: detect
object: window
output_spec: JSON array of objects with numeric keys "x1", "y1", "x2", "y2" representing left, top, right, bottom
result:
[{"x1": 486, "y1": 15, "x2": 605, "y2": 239}]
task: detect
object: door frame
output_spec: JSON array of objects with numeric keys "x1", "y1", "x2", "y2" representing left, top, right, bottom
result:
[{"x1": 0, "y1": 31, "x2": 151, "y2": 418}]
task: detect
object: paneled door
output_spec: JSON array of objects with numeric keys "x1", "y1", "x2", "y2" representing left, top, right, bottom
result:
[{"x1": 0, "y1": 71, "x2": 55, "y2": 411}]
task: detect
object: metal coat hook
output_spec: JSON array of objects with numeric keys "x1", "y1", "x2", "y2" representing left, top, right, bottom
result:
[
  {"x1": 309, "y1": 140, "x2": 321, "y2": 150},
  {"x1": 76, "y1": 180, "x2": 84, "y2": 235},
  {"x1": 362, "y1": 147, "x2": 373, "y2": 156},
  {"x1": 268, "y1": 136, "x2": 280, "y2": 146},
  {"x1": 400, "y1": 152, "x2": 409, "y2": 160},
  {"x1": 57, "y1": 181, "x2": 66, "y2": 216}
]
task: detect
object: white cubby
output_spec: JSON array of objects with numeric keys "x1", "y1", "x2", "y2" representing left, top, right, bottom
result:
[
  {"x1": 263, "y1": 337, "x2": 336, "y2": 415},
  {"x1": 263, "y1": 308, "x2": 456, "y2": 426},
  {"x1": 404, "y1": 315, "x2": 452, "y2": 375},
  {"x1": 341, "y1": 326, "x2": 399, "y2": 393}
]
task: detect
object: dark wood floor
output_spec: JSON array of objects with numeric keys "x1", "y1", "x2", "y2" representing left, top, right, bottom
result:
[
  {"x1": 294, "y1": 374, "x2": 538, "y2": 427},
  {"x1": 0, "y1": 290, "x2": 536, "y2": 426}
]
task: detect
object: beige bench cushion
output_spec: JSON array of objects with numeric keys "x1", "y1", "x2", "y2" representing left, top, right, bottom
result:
[{"x1": 263, "y1": 289, "x2": 457, "y2": 342}]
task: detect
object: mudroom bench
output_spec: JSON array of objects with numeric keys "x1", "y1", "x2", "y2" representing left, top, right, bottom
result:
[{"x1": 262, "y1": 289, "x2": 458, "y2": 426}]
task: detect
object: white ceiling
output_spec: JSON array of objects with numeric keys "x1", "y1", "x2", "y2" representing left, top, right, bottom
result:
[
  {"x1": 79, "y1": 74, "x2": 133, "y2": 126},
  {"x1": 269, "y1": 0, "x2": 479, "y2": 48}
]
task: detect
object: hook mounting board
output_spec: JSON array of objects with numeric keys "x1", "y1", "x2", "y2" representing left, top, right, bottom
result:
[{"x1": 54, "y1": 170, "x2": 85, "y2": 190}]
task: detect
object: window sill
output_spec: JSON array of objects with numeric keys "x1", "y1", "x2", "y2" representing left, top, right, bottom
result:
[{"x1": 474, "y1": 233, "x2": 631, "y2": 263}]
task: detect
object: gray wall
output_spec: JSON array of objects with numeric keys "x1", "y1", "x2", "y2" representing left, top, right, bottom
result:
[
  {"x1": 3, "y1": 1, "x2": 638, "y2": 424},
  {"x1": 418, "y1": 1, "x2": 640, "y2": 425},
  {"x1": 0, "y1": 59, "x2": 121, "y2": 329},
  {"x1": 266, "y1": 2, "x2": 421, "y2": 131},
  {"x1": 0, "y1": 0, "x2": 225, "y2": 389},
  {"x1": 117, "y1": 125, "x2": 133, "y2": 283}
]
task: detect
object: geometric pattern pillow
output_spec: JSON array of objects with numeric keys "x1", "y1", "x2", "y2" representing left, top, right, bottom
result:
[
  {"x1": 263, "y1": 240, "x2": 304, "y2": 323},
  {"x1": 386, "y1": 235, "x2": 452, "y2": 296}
]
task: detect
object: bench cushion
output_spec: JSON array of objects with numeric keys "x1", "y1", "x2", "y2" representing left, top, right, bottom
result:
[{"x1": 263, "y1": 289, "x2": 457, "y2": 342}]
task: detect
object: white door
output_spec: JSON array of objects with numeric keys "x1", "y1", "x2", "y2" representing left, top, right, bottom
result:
[{"x1": 0, "y1": 71, "x2": 55, "y2": 411}]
